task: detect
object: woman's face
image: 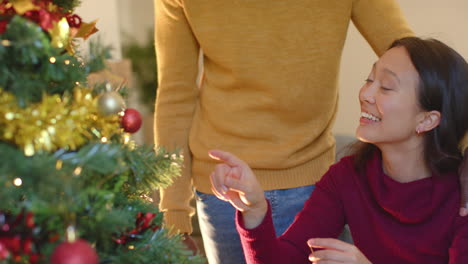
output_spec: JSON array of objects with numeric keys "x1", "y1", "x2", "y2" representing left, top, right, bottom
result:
[{"x1": 356, "y1": 47, "x2": 425, "y2": 147}]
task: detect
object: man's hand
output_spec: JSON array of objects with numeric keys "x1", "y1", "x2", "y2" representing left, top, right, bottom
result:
[
  {"x1": 459, "y1": 148, "x2": 468, "y2": 216},
  {"x1": 182, "y1": 233, "x2": 198, "y2": 255}
]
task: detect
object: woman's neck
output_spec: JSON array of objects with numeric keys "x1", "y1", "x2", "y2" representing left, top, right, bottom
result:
[{"x1": 378, "y1": 142, "x2": 431, "y2": 183}]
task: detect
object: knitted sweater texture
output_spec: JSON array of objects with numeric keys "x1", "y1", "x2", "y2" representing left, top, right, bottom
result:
[
  {"x1": 237, "y1": 153, "x2": 468, "y2": 263},
  {"x1": 154, "y1": 0, "x2": 413, "y2": 233}
]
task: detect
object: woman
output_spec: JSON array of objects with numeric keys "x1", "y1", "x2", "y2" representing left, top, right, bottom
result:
[{"x1": 209, "y1": 37, "x2": 468, "y2": 263}]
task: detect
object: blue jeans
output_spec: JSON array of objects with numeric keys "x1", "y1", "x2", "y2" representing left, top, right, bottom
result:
[{"x1": 195, "y1": 185, "x2": 315, "y2": 264}]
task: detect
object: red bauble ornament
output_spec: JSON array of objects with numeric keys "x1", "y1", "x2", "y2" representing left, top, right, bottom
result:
[
  {"x1": 0, "y1": 242, "x2": 10, "y2": 260},
  {"x1": 0, "y1": 20, "x2": 8, "y2": 34},
  {"x1": 50, "y1": 240, "x2": 98, "y2": 264},
  {"x1": 121, "y1": 108, "x2": 142, "y2": 133},
  {"x1": 66, "y1": 14, "x2": 82, "y2": 28}
]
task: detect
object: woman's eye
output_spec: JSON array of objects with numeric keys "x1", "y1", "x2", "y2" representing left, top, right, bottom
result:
[
  {"x1": 365, "y1": 78, "x2": 373, "y2": 83},
  {"x1": 380, "y1": 86, "x2": 392, "y2": 91}
]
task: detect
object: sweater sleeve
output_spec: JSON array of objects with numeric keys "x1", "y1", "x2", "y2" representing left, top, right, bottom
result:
[
  {"x1": 351, "y1": 0, "x2": 414, "y2": 57},
  {"x1": 154, "y1": 0, "x2": 200, "y2": 234},
  {"x1": 236, "y1": 167, "x2": 346, "y2": 264},
  {"x1": 449, "y1": 216, "x2": 468, "y2": 263}
]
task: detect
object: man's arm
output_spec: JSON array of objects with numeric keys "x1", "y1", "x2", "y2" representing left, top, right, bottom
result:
[
  {"x1": 154, "y1": 0, "x2": 200, "y2": 234},
  {"x1": 351, "y1": 0, "x2": 414, "y2": 57}
]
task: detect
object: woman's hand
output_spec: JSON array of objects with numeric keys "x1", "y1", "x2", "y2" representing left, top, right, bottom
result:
[
  {"x1": 308, "y1": 238, "x2": 371, "y2": 264},
  {"x1": 209, "y1": 150, "x2": 267, "y2": 228}
]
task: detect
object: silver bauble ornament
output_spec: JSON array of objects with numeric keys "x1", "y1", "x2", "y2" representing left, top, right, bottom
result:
[{"x1": 97, "y1": 91, "x2": 125, "y2": 115}]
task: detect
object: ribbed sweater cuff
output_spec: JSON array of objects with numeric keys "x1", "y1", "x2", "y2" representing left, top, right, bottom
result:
[
  {"x1": 194, "y1": 147, "x2": 334, "y2": 193},
  {"x1": 236, "y1": 202, "x2": 278, "y2": 263},
  {"x1": 236, "y1": 201, "x2": 274, "y2": 237},
  {"x1": 163, "y1": 211, "x2": 193, "y2": 234}
]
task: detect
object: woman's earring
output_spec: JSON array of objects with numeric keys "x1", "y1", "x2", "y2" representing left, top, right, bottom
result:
[{"x1": 416, "y1": 128, "x2": 421, "y2": 135}]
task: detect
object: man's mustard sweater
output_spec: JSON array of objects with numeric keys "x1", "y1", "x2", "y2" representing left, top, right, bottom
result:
[{"x1": 154, "y1": 0, "x2": 414, "y2": 233}]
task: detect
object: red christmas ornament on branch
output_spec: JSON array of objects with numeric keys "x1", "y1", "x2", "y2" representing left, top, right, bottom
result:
[
  {"x1": 0, "y1": 211, "x2": 41, "y2": 263},
  {"x1": 121, "y1": 108, "x2": 142, "y2": 133},
  {"x1": 0, "y1": 241, "x2": 10, "y2": 260},
  {"x1": 114, "y1": 212, "x2": 160, "y2": 245},
  {"x1": 51, "y1": 239, "x2": 98, "y2": 264},
  {"x1": 24, "y1": 8, "x2": 57, "y2": 31},
  {"x1": 0, "y1": 20, "x2": 8, "y2": 34},
  {"x1": 50, "y1": 226, "x2": 98, "y2": 264},
  {"x1": 66, "y1": 14, "x2": 82, "y2": 28}
]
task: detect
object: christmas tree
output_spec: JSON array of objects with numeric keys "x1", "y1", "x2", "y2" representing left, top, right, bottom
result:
[{"x1": 0, "y1": 0, "x2": 204, "y2": 263}]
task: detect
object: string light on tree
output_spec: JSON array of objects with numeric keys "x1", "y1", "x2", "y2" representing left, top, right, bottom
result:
[
  {"x1": 0, "y1": 241, "x2": 10, "y2": 260},
  {"x1": 1, "y1": 39, "x2": 11, "y2": 46},
  {"x1": 13, "y1": 178, "x2": 22, "y2": 187}
]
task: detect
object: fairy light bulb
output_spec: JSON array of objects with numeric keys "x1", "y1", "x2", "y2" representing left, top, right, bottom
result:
[
  {"x1": 13, "y1": 178, "x2": 22, "y2": 186},
  {"x1": 73, "y1": 166, "x2": 82, "y2": 176}
]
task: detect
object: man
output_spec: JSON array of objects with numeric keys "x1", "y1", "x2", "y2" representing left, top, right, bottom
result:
[{"x1": 153, "y1": 0, "x2": 468, "y2": 263}]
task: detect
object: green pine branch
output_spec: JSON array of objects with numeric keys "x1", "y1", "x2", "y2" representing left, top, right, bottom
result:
[
  {"x1": 0, "y1": 141, "x2": 200, "y2": 263},
  {"x1": 51, "y1": 0, "x2": 82, "y2": 12},
  {"x1": 85, "y1": 37, "x2": 113, "y2": 74},
  {"x1": 0, "y1": 142, "x2": 181, "y2": 210},
  {"x1": 0, "y1": 16, "x2": 87, "y2": 107},
  {"x1": 0, "y1": 5, "x2": 203, "y2": 263}
]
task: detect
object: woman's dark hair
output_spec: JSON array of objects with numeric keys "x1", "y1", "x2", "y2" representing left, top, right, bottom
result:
[{"x1": 352, "y1": 37, "x2": 468, "y2": 173}]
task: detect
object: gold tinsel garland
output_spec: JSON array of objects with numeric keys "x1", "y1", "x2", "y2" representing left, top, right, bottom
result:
[{"x1": 0, "y1": 88, "x2": 121, "y2": 156}]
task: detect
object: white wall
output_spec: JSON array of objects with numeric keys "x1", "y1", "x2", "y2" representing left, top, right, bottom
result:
[
  {"x1": 75, "y1": 0, "x2": 123, "y2": 60},
  {"x1": 116, "y1": 0, "x2": 155, "y2": 45},
  {"x1": 333, "y1": 0, "x2": 468, "y2": 136}
]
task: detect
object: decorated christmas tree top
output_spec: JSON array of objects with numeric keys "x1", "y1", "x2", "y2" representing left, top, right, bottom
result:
[{"x1": 0, "y1": 0, "x2": 203, "y2": 263}]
